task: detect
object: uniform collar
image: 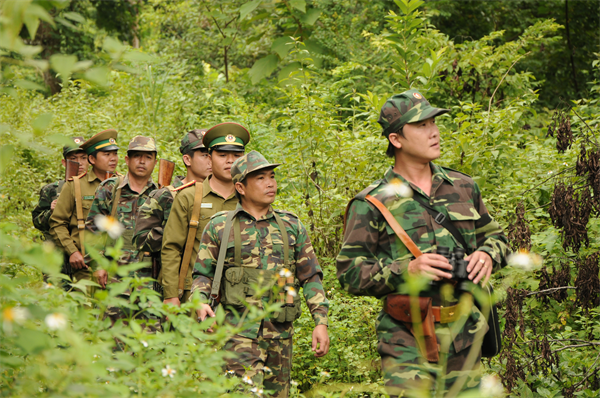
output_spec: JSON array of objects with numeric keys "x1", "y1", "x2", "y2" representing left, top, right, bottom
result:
[
  {"x1": 119, "y1": 173, "x2": 157, "y2": 193},
  {"x1": 203, "y1": 174, "x2": 236, "y2": 200},
  {"x1": 383, "y1": 162, "x2": 453, "y2": 186},
  {"x1": 236, "y1": 202, "x2": 275, "y2": 221},
  {"x1": 89, "y1": 169, "x2": 102, "y2": 182}
]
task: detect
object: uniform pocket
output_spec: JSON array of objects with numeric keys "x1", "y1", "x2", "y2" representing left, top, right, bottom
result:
[{"x1": 445, "y1": 203, "x2": 480, "y2": 248}]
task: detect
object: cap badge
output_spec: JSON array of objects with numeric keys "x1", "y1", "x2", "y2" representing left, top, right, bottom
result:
[
  {"x1": 413, "y1": 92, "x2": 422, "y2": 99},
  {"x1": 74, "y1": 138, "x2": 81, "y2": 143},
  {"x1": 225, "y1": 134, "x2": 236, "y2": 143},
  {"x1": 109, "y1": 138, "x2": 116, "y2": 144}
]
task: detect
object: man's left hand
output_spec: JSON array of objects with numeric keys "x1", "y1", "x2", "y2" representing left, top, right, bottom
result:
[
  {"x1": 312, "y1": 324, "x2": 329, "y2": 357},
  {"x1": 465, "y1": 251, "x2": 492, "y2": 286}
]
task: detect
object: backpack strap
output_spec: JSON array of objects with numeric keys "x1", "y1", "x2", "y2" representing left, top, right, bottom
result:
[
  {"x1": 178, "y1": 181, "x2": 203, "y2": 297},
  {"x1": 210, "y1": 209, "x2": 238, "y2": 307},
  {"x1": 273, "y1": 211, "x2": 292, "y2": 305},
  {"x1": 57, "y1": 179, "x2": 66, "y2": 194},
  {"x1": 110, "y1": 176, "x2": 124, "y2": 218},
  {"x1": 73, "y1": 175, "x2": 86, "y2": 257}
]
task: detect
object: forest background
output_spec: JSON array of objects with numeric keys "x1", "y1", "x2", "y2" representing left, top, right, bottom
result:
[{"x1": 0, "y1": 0, "x2": 599, "y2": 397}]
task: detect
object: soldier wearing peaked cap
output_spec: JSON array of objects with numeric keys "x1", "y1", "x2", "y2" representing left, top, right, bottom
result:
[
  {"x1": 50, "y1": 130, "x2": 120, "y2": 286},
  {"x1": 160, "y1": 122, "x2": 249, "y2": 308},
  {"x1": 33, "y1": 136, "x2": 88, "y2": 243},
  {"x1": 133, "y1": 129, "x2": 213, "y2": 295},
  {"x1": 193, "y1": 150, "x2": 329, "y2": 397},
  {"x1": 336, "y1": 89, "x2": 509, "y2": 396}
]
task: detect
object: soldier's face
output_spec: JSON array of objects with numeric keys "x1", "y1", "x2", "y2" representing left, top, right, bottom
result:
[
  {"x1": 390, "y1": 117, "x2": 440, "y2": 162},
  {"x1": 237, "y1": 169, "x2": 277, "y2": 207},
  {"x1": 89, "y1": 150, "x2": 118, "y2": 173},
  {"x1": 187, "y1": 150, "x2": 212, "y2": 180},
  {"x1": 211, "y1": 149, "x2": 244, "y2": 182},
  {"x1": 125, "y1": 151, "x2": 157, "y2": 179},
  {"x1": 62, "y1": 151, "x2": 89, "y2": 174}
]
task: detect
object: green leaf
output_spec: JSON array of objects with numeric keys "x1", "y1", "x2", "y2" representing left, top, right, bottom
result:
[
  {"x1": 248, "y1": 54, "x2": 279, "y2": 85},
  {"x1": 0, "y1": 145, "x2": 14, "y2": 175},
  {"x1": 63, "y1": 11, "x2": 85, "y2": 23},
  {"x1": 13, "y1": 79, "x2": 45, "y2": 91},
  {"x1": 50, "y1": 54, "x2": 78, "y2": 83},
  {"x1": 84, "y1": 66, "x2": 110, "y2": 86},
  {"x1": 299, "y1": 8, "x2": 321, "y2": 25},
  {"x1": 395, "y1": 0, "x2": 409, "y2": 14},
  {"x1": 239, "y1": 0, "x2": 262, "y2": 21},
  {"x1": 122, "y1": 51, "x2": 156, "y2": 63},
  {"x1": 278, "y1": 61, "x2": 302, "y2": 82},
  {"x1": 15, "y1": 328, "x2": 51, "y2": 355},
  {"x1": 55, "y1": 16, "x2": 78, "y2": 30},
  {"x1": 32, "y1": 113, "x2": 53, "y2": 134},
  {"x1": 271, "y1": 36, "x2": 294, "y2": 59},
  {"x1": 289, "y1": 0, "x2": 306, "y2": 13}
]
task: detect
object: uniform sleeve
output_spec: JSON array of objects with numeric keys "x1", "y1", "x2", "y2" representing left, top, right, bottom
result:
[
  {"x1": 49, "y1": 182, "x2": 78, "y2": 256},
  {"x1": 85, "y1": 181, "x2": 113, "y2": 234},
  {"x1": 133, "y1": 193, "x2": 165, "y2": 254},
  {"x1": 472, "y1": 183, "x2": 510, "y2": 270},
  {"x1": 160, "y1": 192, "x2": 191, "y2": 299},
  {"x1": 32, "y1": 185, "x2": 53, "y2": 233},
  {"x1": 191, "y1": 220, "x2": 221, "y2": 301},
  {"x1": 336, "y1": 199, "x2": 409, "y2": 298},
  {"x1": 294, "y1": 219, "x2": 329, "y2": 327}
]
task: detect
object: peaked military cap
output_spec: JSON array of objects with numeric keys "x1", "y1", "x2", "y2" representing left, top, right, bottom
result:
[
  {"x1": 202, "y1": 122, "x2": 250, "y2": 152},
  {"x1": 62, "y1": 136, "x2": 85, "y2": 157},
  {"x1": 231, "y1": 150, "x2": 280, "y2": 184},
  {"x1": 378, "y1": 89, "x2": 450, "y2": 137},
  {"x1": 81, "y1": 129, "x2": 119, "y2": 155},
  {"x1": 128, "y1": 135, "x2": 157, "y2": 153},
  {"x1": 179, "y1": 129, "x2": 208, "y2": 155}
]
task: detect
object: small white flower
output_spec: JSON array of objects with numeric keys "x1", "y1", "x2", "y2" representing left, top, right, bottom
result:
[
  {"x1": 563, "y1": 162, "x2": 568, "y2": 166},
  {"x1": 107, "y1": 367, "x2": 116, "y2": 372},
  {"x1": 141, "y1": 340, "x2": 148, "y2": 347},
  {"x1": 45, "y1": 313, "x2": 67, "y2": 330},
  {"x1": 548, "y1": 171, "x2": 553, "y2": 174},
  {"x1": 508, "y1": 250, "x2": 541, "y2": 271},
  {"x1": 290, "y1": 380, "x2": 299, "y2": 386},
  {"x1": 2, "y1": 306, "x2": 29, "y2": 325},
  {"x1": 285, "y1": 286, "x2": 297, "y2": 298},
  {"x1": 263, "y1": 366, "x2": 272, "y2": 374},
  {"x1": 384, "y1": 178, "x2": 413, "y2": 198},
  {"x1": 162, "y1": 365, "x2": 176, "y2": 378},
  {"x1": 250, "y1": 387, "x2": 264, "y2": 396},
  {"x1": 94, "y1": 215, "x2": 125, "y2": 239},
  {"x1": 242, "y1": 375, "x2": 253, "y2": 385},
  {"x1": 44, "y1": 283, "x2": 53, "y2": 289},
  {"x1": 279, "y1": 268, "x2": 292, "y2": 278},
  {"x1": 480, "y1": 375, "x2": 505, "y2": 397},
  {"x1": 320, "y1": 371, "x2": 330, "y2": 378},
  {"x1": 226, "y1": 370, "x2": 235, "y2": 375},
  {"x1": 327, "y1": 290, "x2": 331, "y2": 295}
]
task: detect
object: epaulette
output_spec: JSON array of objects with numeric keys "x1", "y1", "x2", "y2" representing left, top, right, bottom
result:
[
  {"x1": 67, "y1": 171, "x2": 87, "y2": 181},
  {"x1": 174, "y1": 180, "x2": 195, "y2": 191},
  {"x1": 210, "y1": 210, "x2": 228, "y2": 220},
  {"x1": 355, "y1": 179, "x2": 383, "y2": 200},
  {"x1": 441, "y1": 166, "x2": 471, "y2": 178},
  {"x1": 274, "y1": 209, "x2": 298, "y2": 219}
]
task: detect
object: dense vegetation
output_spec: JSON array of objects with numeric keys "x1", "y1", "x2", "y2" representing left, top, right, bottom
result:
[{"x1": 1, "y1": 0, "x2": 599, "y2": 397}]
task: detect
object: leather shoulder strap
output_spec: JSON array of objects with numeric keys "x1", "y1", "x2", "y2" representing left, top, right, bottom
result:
[
  {"x1": 178, "y1": 181, "x2": 203, "y2": 296},
  {"x1": 343, "y1": 180, "x2": 382, "y2": 232},
  {"x1": 210, "y1": 210, "x2": 237, "y2": 301},
  {"x1": 365, "y1": 194, "x2": 423, "y2": 258},
  {"x1": 110, "y1": 176, "x2": 124, "y2": 218},
  {"x1": 73, "y1": 175, "x2": 86, "y2": 256}
]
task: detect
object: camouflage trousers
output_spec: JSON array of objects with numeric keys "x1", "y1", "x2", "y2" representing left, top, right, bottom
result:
[
  {"x1": 378, "y1": 325, "x2": 482, "y2": 398},
  {"x1": 224, "y1": 335, "x2": 292, "y2": 398}
]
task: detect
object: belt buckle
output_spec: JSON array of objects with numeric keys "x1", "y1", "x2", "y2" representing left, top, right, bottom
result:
[{"x1": 440, "y1": 305, "x2": 457, "y2": 323}]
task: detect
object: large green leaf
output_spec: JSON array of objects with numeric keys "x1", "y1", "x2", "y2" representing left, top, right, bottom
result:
[
  {"x1": 248, "y1": 54, "x2": 279, "y2": 85},
  {"x1": 299, "y1": 8, "x2": 321, "y2": 25},
  {"x1": 32, "y1": 113, "x2": 53, "y2": 134},
  {"x1": 271, "y1": 36, "x2": 294, "y2": 59},
  {"x1": 84, "y1": 66, "x2": 110, "y2": 86},
  {"x1": 239, "y1": 0, "x2": 262, "y2": 21},
  {"x1": 49, "y1": 54, "x2": 78, "y2": 84},
  {"x1": 289, "y1": 0, "x2": 306, "y2": 13}
]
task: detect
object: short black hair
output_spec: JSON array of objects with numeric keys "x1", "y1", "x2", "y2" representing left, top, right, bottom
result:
[
  {"x1": 127, "y1": 150, "x2": 157, "y2": 158},
  {"x1": 385, "y1": 126, "x2": 405, "y2": 158}
]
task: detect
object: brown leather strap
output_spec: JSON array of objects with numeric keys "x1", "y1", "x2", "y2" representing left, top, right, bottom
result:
[
  {"x1": 178, "y1": 181, "x2": 203, "y2": 297},
  {"x1": 73, "y1": 175, "x2": 85, "y2": 257},
  {"x1": 365, "y1": 194, "x2": 423, "y2": 258}
]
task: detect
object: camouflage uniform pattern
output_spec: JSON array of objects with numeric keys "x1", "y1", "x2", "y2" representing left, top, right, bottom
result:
[
  {"x1": 133, "y1": 176, "x2": 185, "y2": 254},
  {"x1": 336, "y1": 164, "x2": 509, "y2": 396},
  {"x1": 127, "y1": 135, "x2": 157, "y2": 152},
  {"x1": 193, "y1": 203, "x2": 328, "y2": 397},
  {"x1": 32, "y1": 180, "x2": 63, "y2": 241}
]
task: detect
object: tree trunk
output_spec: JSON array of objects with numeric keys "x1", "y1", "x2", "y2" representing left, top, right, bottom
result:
[
  {"x1": 224, "y1": 46, "x2": 229, "y2": 82},
  {"x1": 564, "y1": 0, "x2": 579, "y2": 95}
]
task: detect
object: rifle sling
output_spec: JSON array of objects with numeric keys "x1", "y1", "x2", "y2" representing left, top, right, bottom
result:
[
  {"x1": 73, "y1": 175, "x2": 86, "y2": 257},
  {"x1": 178, "y1": 181, "x2": 203, "y2": 296}
]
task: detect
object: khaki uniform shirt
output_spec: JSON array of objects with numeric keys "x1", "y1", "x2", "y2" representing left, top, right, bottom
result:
[
  {"x1": 160, "y1": 175, "x2": 238, "y2": 299},
  {"x1": 49, "y1": 170, "x2": 103, "y2": 256}
]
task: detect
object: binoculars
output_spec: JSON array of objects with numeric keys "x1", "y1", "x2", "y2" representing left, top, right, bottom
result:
[{"x1": 436, "y1": 246, "x2": 469, "y2": 281}]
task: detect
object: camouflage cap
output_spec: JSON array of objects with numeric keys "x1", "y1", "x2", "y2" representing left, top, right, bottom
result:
[
  {"x1": 231, "y1": 150, "x2": 280, "y2": 184},
  {"x1": 179, "y1": 129, "x2": 208, "y2": 155},
  {"x1": 202, "y1": 122, "x2": 250, "y2": 152},
  {"x1": 62, "y1": 136, "x2": 85, "y2": 157},
  {"x1": 80, "y1": 129, "x2": 119, "y2": 155},
  {"x1": 128, "y1": 135, "x2": 157, "y2": 153},
  {"x1": 378, "y1": 89, "x2": 450, "y2": 137}
]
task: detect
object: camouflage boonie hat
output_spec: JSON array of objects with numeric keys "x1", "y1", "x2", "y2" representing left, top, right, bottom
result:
[
  {"x1": 231, "y1": 150, "x2": 280, "y2": 184},
  {"x1": 378, "y1": 89, "x2": 450, "y2": 137},
  {"x1": 128, "y1": 136, "x2": 157, "y2": 153},
  {"x1": 62, "y1": 136, "x2": 85, "y2": 157},
  {"x1": 81, "y1": 129, "x2": 119, "y2": 154},
  {"x1": 202, "y1": 122, "x2": 250, "y2": 153},
  {"x1": 179, "y1": 129, "x2": 208, "y2": 155}
]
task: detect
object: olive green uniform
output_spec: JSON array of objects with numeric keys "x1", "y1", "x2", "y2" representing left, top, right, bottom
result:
[{"x1": 160, "y1": 175, "x2": 238, "y2": 300}]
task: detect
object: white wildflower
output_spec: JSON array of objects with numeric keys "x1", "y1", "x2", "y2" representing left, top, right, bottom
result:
[
  {"x1": 279, "y1": 268, "x2": 292, "y2": 278},
  {"x1": 227, "y1": 370, "x2": 235, "y2": 375},
  {"x1": 508, "y1": 250, "x2": 541, "y2": 271},
  {"x1": 480, "y1": 375, "x2": 505, "y2": 397},
  {"x1": 548, "y1": 171, "x2": 553, "y2": 174},
  {"x1": 285, "y1": 286, "x2": 297, "y2": 298},
  {"x1": 2, "y1": 306, "x2": 29, "y2": 325},
  {"x1": 250, "y1": 387, "x2": 264, "y2": 396},
  {"x1": 162, "y1": 365, "x2": 176, "y2": 378},
  {"x1": 141, "y1": 340, "x2": 148, "y2": 348},
  {"x1": 320, "y1": 371, "x2": 330, "y2": 378},
  {"x1": 290, "y1": 380, "x2": 299, "y2": 386},
  {"x1": 45, "y1": 313, "x2": 67, "y2": 330},
  {"x1": 106, "y1": 367, "x2": 116, "y2": 373},
  {"x1": 44, "y1": 282, "x2": 53, "y2": 289},
  {"x1": 94, "y1": 215, "x2": 125, "y2": 239},
  {"x1": 242, "y1": 375, "x2": 253, "y2": 385},
  {"x1": 384, "y1": 178, "x2": 413, "y2": 198},
  {"x1": 263, "y1": 366, "x2": 272, "y2": 374}
]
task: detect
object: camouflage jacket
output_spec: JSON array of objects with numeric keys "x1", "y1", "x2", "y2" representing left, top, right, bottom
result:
[
  {"x1": 85, "y1": 173, "x2": 157, "y2": 265},
  {"x1": 193, "y1": 204, "x2": 329, "y2": 340},
  {"x1": 32, "y1": 180, "x2": 64, "y2": 241},
  {"x1": 337, "y1": 164, "x2": 509, "y2": 352},
  {"x1": 133, "y1": 176, "x2": 185, "y2": 254}
]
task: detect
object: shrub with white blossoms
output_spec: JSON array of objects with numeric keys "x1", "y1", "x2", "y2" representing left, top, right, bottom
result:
[{"x1": 162, "y1": 365, "x2": 176, "y2": 378}]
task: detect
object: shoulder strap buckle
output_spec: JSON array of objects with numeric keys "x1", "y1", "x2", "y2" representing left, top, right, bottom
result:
[
  {"x1": 434, "y1": 212, "x2": 446, "y2": 224},
  {"x1": 189, "y1": 219, "x2": 199, "y2": 228}
]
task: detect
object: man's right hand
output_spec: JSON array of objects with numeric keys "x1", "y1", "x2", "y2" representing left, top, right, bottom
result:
[
  {"x1": 196, "y1": 303, "x2": 216, "y2": 332},
  {"x1": 69, "y1": 251, "x2": 87, "y2": 270},
  {"x1": 50, "y1": 199, "x2": 58, "y2": 210},
  {"x1": 163, "y1": 297, "x2": 181, "y2": 307},
  {"x1": 408, "y1": 253, "x2": 453, "y2": 281},
  {"x1": 94, "y1": 269, "x2": 108, "y2": 288}
]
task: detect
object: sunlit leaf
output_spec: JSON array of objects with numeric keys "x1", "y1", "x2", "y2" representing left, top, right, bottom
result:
[
  {"x1": 84, "y1": 66, "x2": 110, "y2": 86},
  {"x1": 239, "y1": 0, "x2": 262, "y2": 21},
  {"x1": 299, "y1": 8, "x2": 321, "y2": 25},
  {"x1": 248, "y1": 54, "x2": 279, "y2": 85},
  {"x1": 289, "y1": 0, "x2": 306, "y2": 13},
  {"x1": 32, "y1": 113, "x2": 53, "y2": 134},
  {"x1": 14, "y1": 79, "x2": 45, "y2": 91},
  {"x1": 271, "y1": 36, "x2": 294, "y2": 59},
  {"x1": 49, "y1": 54, "x2": 78, "y2": 83}
]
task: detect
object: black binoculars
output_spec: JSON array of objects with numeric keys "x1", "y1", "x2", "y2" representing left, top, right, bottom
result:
[{"x1": 436, "y1": 246, "x2": 469, "y2": 281}]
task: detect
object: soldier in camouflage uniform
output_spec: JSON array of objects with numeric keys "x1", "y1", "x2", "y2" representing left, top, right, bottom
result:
[
  {"x1": 132, "y1": 129, "x2": 212, "y2": 290},
  {"x1": 32, "y1": 136, "x2": 87, "y2": 242},
  {"x1": 85, "y1": 136, "x2": 158, "y2": 321},
  {"x1": 194, "y1": 151, "x2": 330, "y2": 398},
  {"x1": 336, "y1": 89, "x2": 509, "y2": 397}
]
